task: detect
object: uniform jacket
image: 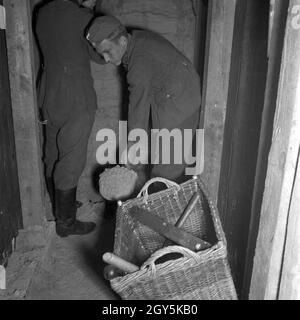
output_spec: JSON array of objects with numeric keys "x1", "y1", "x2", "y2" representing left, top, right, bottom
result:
[
  {"x1": 122, "y1": 30, "x2": 201, "y2": 132},
  {"x1": 36, "y1": 0, "x2": 104, "y2": 124}
]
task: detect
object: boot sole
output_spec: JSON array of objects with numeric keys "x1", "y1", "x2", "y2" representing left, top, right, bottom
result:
[{"x1": 56, "y1": 226, "x2": 96, "y2": 238}]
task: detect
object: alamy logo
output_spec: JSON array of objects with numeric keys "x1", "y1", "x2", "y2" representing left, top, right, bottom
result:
[{"x1": 96, "y1": 121, "x2": 204, "y2": 176}]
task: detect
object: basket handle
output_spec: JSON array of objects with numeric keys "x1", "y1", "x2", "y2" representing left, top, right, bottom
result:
[
  {"x1": 136, "y1": 177, "x2": 180, "y2": 199},
  {"x1": 141, "y1": 245, "x2": 202, "y2": 273}
]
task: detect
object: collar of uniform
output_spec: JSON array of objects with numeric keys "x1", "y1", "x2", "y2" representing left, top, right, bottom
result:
[{"x1": 122, "y1": 33, "x2": 135, "y2": 69}]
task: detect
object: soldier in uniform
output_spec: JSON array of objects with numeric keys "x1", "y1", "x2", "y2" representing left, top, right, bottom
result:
[
  {"x1": 87, "y1": 15, "x2": 202, "y2": 191},
  {"x1": 36, "y1": 0, "x2": 103, "y2": 237}
]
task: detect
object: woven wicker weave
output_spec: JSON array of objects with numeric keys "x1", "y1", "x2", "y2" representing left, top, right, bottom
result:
[{"x1": 110, "y1": 176, "x2": 237, "y2": 300}]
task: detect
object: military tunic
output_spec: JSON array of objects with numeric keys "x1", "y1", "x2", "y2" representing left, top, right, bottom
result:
[
  {"x1": 122, "y1": 30, "x2": 201, "y2": 183},
  {"x1": 36, "y1": 0, "x2": 104, "y2": 189}
]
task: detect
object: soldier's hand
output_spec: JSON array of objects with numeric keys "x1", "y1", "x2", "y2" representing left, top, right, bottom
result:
[{"x1": 121, "y1": 140, "x2": 148, "y2": 171}]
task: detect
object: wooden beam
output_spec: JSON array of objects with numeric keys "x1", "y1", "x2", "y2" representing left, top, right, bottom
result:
[
  {"x1": 4, "y1": 0, "x2": 45, "y2": 227},
  {"x1": 249, "y1": 0, "x2": 300, "y2": 300},
  {"x1": 242, "y1": 0, "x2": 289, "y2": 299},
  {"x1": 217, "y1": 0, "x2": 270, "y2": 295},
  {"x1": 0, "y1": 0, "x2": 23, "y2": 265},
  {"x1": 200, "y1": 0, "x2": 236, "y2": 202},
  {"x1": 279, "y1": 147, "x2": 300, "y2": 299},
  {"x1": 193, "y1": 0, "x2": 208, "y2": 85}
]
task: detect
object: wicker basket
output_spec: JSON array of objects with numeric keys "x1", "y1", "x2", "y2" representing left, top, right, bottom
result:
[{"x1": 109, "y1": 176, "x2": 237, "y2": 300}]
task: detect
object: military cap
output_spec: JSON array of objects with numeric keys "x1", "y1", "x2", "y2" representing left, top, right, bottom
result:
[{"x1": 87, "y1": 15, "x2": 125, "y2": 46}]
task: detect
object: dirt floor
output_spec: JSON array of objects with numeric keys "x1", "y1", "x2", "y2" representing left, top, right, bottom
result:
[{"x1": 0, "y1": 200, "x2": 120, "y2": 300}]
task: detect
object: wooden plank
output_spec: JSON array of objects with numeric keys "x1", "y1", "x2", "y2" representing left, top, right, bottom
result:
[
  {"x1": 279, "y1": 147, "x2": 300, "y2": 300},
  {"x1": 0, "y1": 0, "x2": 22, "y2": 265},
  {"x1": 242, "y1": 0, "x2": 289, "y2": 299},
  {"x1": 268, "y1": 0, "x2": 276, "y2": 56},
  {"x1": 193, "y1": 0, "x2": 208, "y2": 85},
  {"x1": 200, "y1": 0, "x2": 236, "y2": 201},
  {"x1": 217, "y1": 0, "x2": 270, "y2": 295},
  {"x1": 249, "y1": 0, "x2": 300, "y2": 300},
  {"x1": 4, "y1": 0, "x2": 45, "y2": 227}
]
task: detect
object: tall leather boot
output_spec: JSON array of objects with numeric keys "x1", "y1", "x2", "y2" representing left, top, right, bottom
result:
[
  {"x1": 55, "y1": 187, "x2": 96, "y2": 237},
  {"x1": 46, "y1": 176, "x2": 82, "y2": 209}
]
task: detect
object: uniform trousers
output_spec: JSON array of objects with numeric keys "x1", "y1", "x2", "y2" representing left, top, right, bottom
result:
[{"x1": 44, "y1": 110, "x2": 95, "y2": 190}]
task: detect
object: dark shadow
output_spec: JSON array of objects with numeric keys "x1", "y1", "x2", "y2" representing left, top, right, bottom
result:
[
  {"x1": 31, "y1": 0, "x2": 55, "y2": 220},
  {"x1": 75, "y1": 202, "x2": 121, "y2": 299},
  {"x1": 118, "y1": 66, "x2": 129, "y2": 121}
]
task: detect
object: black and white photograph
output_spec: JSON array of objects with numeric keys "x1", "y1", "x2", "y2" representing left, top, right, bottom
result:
[{"x1": 0, "y1": 0, "x2": 299, "y2": 304}]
